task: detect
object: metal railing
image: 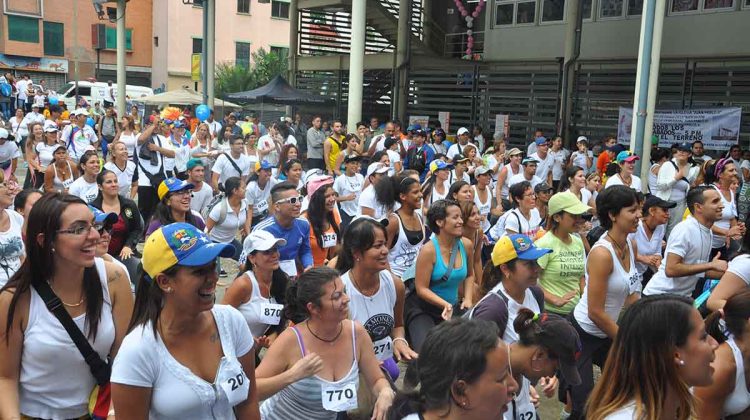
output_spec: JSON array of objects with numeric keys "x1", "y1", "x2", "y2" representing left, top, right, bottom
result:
[{"x1": 443, "y1": 31, "x2": 485, "y2": 59}]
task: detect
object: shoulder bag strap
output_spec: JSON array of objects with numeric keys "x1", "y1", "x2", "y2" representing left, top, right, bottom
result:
[
  {"x1": 33, "y1": 278, "x2": 111, "y2": 385},
  {"x1": 223, "y1": 152, "x2": 242, "y2": 176},
  {"x1": 438, "y1": 239, "x2": 461, "y2": 284}
]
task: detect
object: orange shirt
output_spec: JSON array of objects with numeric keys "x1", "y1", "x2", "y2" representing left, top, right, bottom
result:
[{"x1": 305, "y1": 209, "x2": 342, "y2": 267}]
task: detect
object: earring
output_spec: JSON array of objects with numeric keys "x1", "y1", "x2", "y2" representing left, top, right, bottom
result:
[
  {"x1": 678, "y1": 359, "x2": 685, "y2": 366},
  {"x1": 166, "y1": 287, "x2": 173, "y2": 293}
]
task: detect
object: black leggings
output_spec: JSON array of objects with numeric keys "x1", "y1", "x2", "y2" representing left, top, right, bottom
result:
[
  {"x1": 403, "y1": 289, "x2": 444, "y2": 388},
  {"x1": 137, "y1": 186, "x2": 159, "y2": 230}
]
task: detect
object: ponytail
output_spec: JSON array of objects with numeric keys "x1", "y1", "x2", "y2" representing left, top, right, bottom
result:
[
  {"x1": 284, "y1": 266, "x2": 339, "y2": 324},
  {"x1": 706, "y1": 289, "x2": 750, "y2": 344}
]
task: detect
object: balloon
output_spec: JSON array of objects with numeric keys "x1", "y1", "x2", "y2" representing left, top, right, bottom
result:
[
  {"x1": 472, "y1": 10, "x2": 479, "y2": 17},
  {"x1": 195, "y1": 104, "x2": 210, "y2": 122},
  {"x1": 49, "y1": 96, "x2": 58, "y2": 105},
  {"x1": 86, "y1": 117, "x2": 95, "y2": 128},
  {"x1": 467, "y1": 31, "x2": 473, "y2": 37},
  {"x1": 467, "y1": 21, "x2": 474, "y2": 28},
  {"x1": 466, "y1": 48, "x2": 472, "y2": 55}
]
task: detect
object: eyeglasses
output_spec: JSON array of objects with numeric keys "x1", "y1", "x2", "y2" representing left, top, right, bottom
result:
[
  {"x1": 57, "y1": 222, "x2": 110, "y2": 236},
  {"x1": 524, "y1": 193, "x2": 537, "y2": 198},
  {"x1": 171, "y1": 189, "x2": 193, "y2": 197},
  {"x1": 275, "y1": 195, "x2": 303, "y2": 205}
]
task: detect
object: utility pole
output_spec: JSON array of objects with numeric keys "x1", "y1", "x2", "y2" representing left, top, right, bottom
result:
[
  {"x1": 202, "y1": 0, "x2": 208, "y2": 104},
  {"x1": 116, "y1": 0, "x2": 127, "y2": 116},
  {"x1": 73, "y1": 0, "x2": 79, "y2": 101},
  {"x1": 347, "y1": 0, "x2": 366, "y2": 130},
  {"x1": 206, "y1": 0, "x2": 216, "y2": 108}
]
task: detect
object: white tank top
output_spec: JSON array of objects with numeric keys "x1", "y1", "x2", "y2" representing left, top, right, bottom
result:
[
  {"x1": 504, "y1": 377, "x2": 536, "y2": 420},
  {"x1": 341, "y1": 270, "x2": 397, "y2": 362},
  {"x1": 20, "y1": 258, "x2": 116, "y2": 419},
  {"x1": 430, "y1": 182, "x2": 448, "y2": 204},
  {"x1": 724, "y1": 338, "x2": 750, "y2": 416},
  {"x1": 502, "y1": 163, "x2": 521, "y2": 199},
  {"x1": 574, "y1": 236, "x2": 639, "y2": 338},
  {"x1": 52, "y1": 161, "x2": 75, "y2": 192},
  {"x1": 119, "y1": 132, "x2": 139, "y2": 158},
  {"x1": 648, "y1": 163, "x2": 660, "y2": 194},
  {"x1": 473, "y1": 185, "x2": 492, "y2": 232},
  {"x1": 387, "y1": 213, "x2": 424, "y2": 278},
  {"x1": 235, "y1": 271, "x2": 282, "y2": 338}
]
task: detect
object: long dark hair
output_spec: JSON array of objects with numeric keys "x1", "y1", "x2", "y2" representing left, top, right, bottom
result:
[
  {"x1": 447, "y1": 180, "x2": 470, "y2": 201},
  {"x1": 558, "y1": 165, "x2": 583, "y2": 193},
  {"x1": 335, "y1": 218, "x2": 388, "y2": 273},
  {"x1": 128, "y1": 265, "x2": 175, "y2": 335},
  {"x1": 509, "y1": 181, "x2": 531, "y2": 209},
  {"x1": 3, "y1": 193, "x2": 104, "y2": 340},
  {"x1": 151, "y1": 192, "x2": 200, "y2": 228},
  {"x1": 706, "y1": 289, "x2": 750, "y2": 344},
  {"x1": 284, "y1": 266, "x2": 340, "y2": 324},
  {"x1": 308, "y1": 184, "x2": 339, "y2": 250},
  {"x1": 78, "y1": 150, "x2": 100, "y2": 175},
  {"x1": 596, "y1": 185, "x2": 638, "y2": 230},
  {"x1": 93, "y1": 169, "x2": 117, "y2": 203},
  {"x1": 389, "y1": 318, "x2": 501, "y2": 419},
  {"x1": 376, "y1": 173, "x2": 417, "y2": 211}
]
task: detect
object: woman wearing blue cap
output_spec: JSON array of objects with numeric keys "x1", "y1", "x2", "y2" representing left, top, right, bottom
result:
[
  {"x1": 604, "y1": 151, "x2": 642, "y2": 191},
  {"x1": 111, "y1": 222, "x2": 260, "y2": 418},
  {"x1": 0, "y1": 193, "x2": 134, "y2": 419},
  {"x1": 145, "y1": 177, "x2": 205, "y2": 236}
]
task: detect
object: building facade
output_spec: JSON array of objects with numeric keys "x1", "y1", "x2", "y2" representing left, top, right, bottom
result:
[
  {"x1": 152, "y1": 0, "x2": 291, "y2": 92},
  {"x1": 292, "y1": 0, "x2": 750, "y2": 147},
  {"x1": 0, "y1": 0, "x2": 153, "y2": 91}
]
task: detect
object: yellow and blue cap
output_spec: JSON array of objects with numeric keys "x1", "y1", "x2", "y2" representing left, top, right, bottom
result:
[
  {"x1": 255, "y1": 160, "x2": 275, "y2": 172},
  {"x1": 429, "y1": 160, "x2": 453, "y2": 174},
  {"x1": 157, "y1": 177, "x2": 194, "y2": 201},
  {"x1": 142, "y1": 223, "x2": 235, "y2": 279},
  {"x1": 491, "y1": 234, "x2": 552, "y2": 266},
  {"x1": 88, "y1": 205, "x2": 118, "y2": 225}
]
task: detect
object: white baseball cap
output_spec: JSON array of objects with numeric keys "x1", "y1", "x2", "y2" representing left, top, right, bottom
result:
[
  {"x1": 577, "y1": 136, "x2": 588, "y2": 143},
  {"x1": 366, "y1": 162, "x2": 390, "y2": 178},
  {"x1": 0, "y1": 128, "x2": 8, "y2": 139},
  {"x1": 457, "y1": 127, "x2": 470, "y2": 136},
  {"x1": 239, "y1": 230, "x2": 287, "y2": 263},
  {"x1": 44, "y1": 120, "x2": 59, "y2": 132},
  {"x1": 72, "y1": 108, "x2": 88, "y2": 117}
]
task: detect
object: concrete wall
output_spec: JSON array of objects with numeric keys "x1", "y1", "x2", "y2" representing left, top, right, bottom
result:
[
  {"x1": 156, "y1": 0, "x2": 290, "y2": 91},
  {"x1": 483, "y1": 6, "x2": 750, "y2": 60}
]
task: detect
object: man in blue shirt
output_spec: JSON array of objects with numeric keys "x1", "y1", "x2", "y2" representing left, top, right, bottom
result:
[
  {"x1": 404, "y1": 128, "x2": 435, "y2": 182},
  {"x1": 251, "y1": 181, "x2": 313, "y2": 277}
]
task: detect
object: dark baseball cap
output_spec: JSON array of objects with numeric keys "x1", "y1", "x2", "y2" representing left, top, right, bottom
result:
[
  {"x1": 452, "y1": 154, "x2": 470, "y2": 164},
  {"x1": 523, "y1": 312, "x2": 582, "y2": 386},
  {"x1": 534, "y1": 182, "x2": 553, "y2": 194},
  {"x1": 643, "y1": 195, "x2": 677, "y2": 213},
  {"x1": 675, "y1": 142, "x2": 692, "y2": 152}
]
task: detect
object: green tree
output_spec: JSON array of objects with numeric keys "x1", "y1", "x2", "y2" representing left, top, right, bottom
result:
[{"x1": 215, "y1": 48, "x2": 288, "y2": 98}]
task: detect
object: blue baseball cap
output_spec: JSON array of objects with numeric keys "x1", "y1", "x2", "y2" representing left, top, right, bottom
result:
[
  {"x1": 491, "y1": 234, "x2": 552, "y2": 266},
  {"x1": 535, "y1": 136, "x2": 548, "y2": 146},
  {"x1": 158, "y1": 177, "x2": 195, "y2": 200},
  {"x1": 88, "y1": 206, "x2": 118, "y2": 225},
  {"x1": 429, "y1": 160, "x2": 453, "y2": 174},
  {"x1": 142, "y1": 223, "x2": 235, "y2": 278},
  {"x1": 254, "y1": 160, "x2": 274, "y2": 172}
]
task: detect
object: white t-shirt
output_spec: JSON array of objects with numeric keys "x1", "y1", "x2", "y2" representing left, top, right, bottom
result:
[
  {"x1": 60, "y1": 124, "x2": 98, "y2": 162},
  {"x1": 68, "y1": 177, "x2": 99, "y2": 203},
  {"x1": 118, "y1": 132, "x2": 139, "y2": 158},
  {"x1": 245, "y1": 179, "x2": 275, "y2": 217},
  {"x1": 570, "y1": 150, "x2": 594, "y2": 173},
  {"x1": 605, "y1": 174, "x2": 642, "y2": 191},
  {"x1": 190, "y1": 183, "x2": 214, "y2": 215},
  {"x1": 446, "y1": 142, "x2": 468, "y2": 160},
  {"x1": 360, "y1": 185, "x2": 390, "y2": 219},
  {"x1": 0, "y1": 209, "x2": 24, "y2": 287},
  {"x1": 509, "y1": 173, "x2": 543, "y2": 189},
  {"x1": 741, "y1": 160, "x2": 750, "y2": 181},
  {"x1": 35, "y1": 142, "x2": 59, "y2": 169},
  {"x1": 9, "y1": 116, "x2": 29, "y2": 139},
  {"x1": 136, "y1": 135, "x2": 166, "y2": 188},
  {"x1": 24, "y1": 111, "x2": 45, "y2": 126},
  {"x1": 504, "y1": 208, "x2": 542, "y2": 239},
  {"x1": 212, "y1": 153, "x2": 251, "y2": 186},
  {"x1": 104, "y1": 161, "x2": 137, "y2": 197},
  {"x1": 643, "y1": 217, "x2": 713, "y2": 297},
  {"x1": 531, "y1": 152, "x2": 554, "y2": 181},
  {"x1": 208, "y1": 199, "x2": 248, "y2": 243},
  {"x1": 0, "y1": 140, "x2": 21, "y2": 163},
  {"x1": 386, "y1": 149, "x2": 401, "y2": 171},
  {"x1": 16, "y1": 79, "x2": 28, "y2": 100},
  {"x1": 333, "y1": 173, "x2": 364, "y2": 217},
  {"x1": 727, "y1": 254, "x2": 750, "y2": 285},
  {"x1": 111, "y1": 305, "x2": 253, "y2": 419},
  {"x1": 549, "y1": 148, "x2": 570, "y2": 181},
  {"x1": 603, "y1": 402, "x2": 637, "y2": 419},
  {"x1": 103, "y1": 85, "x2": 115, "y2": 103},
  {"x1": 257, "y1": 135, "x2": 279, "y2": 165}
]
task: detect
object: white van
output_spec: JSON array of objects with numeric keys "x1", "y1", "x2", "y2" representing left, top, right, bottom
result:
[{"x1": 58, "y1": 81, "x2": 153, "y2": 110}]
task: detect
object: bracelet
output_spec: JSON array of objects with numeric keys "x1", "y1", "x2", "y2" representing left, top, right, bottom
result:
[{"x1": 393, "y1": 337, "x2": 409, "y2": 347}]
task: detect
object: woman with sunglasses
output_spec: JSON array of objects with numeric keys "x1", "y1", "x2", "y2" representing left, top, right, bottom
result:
[
  {"x1": 68, "y1": 149, "x2": 101, "y2": 204},
  {"x1": 708, "y1": 158, "x2": 745, "y2": 260},
  {"x1": 257, "y1": 267, "x2": 395, "y2": 420},
  {"x1": 224, "y1": 230, "x2": 289, "y2": 354},
  {"x1": 91, "y1": 169, "x2": 144, "y2": 283},
  {"x1": 145, "y1": 177, "x2": 205, "y2": 236},
  {"x1": 337, "y1": 217, "x2": 417, "y2": 383},
  {"x1": 111, "y1": 223, "x2": 260, "y2": 418},
  {"x1": 0, "y1": 193, "x2": 134, "y2": 419}
]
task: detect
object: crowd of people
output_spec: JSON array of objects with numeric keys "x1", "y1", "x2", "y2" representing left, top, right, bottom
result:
[{"x1": 1, "y1": 97, "x2": 750, "y2": 420}]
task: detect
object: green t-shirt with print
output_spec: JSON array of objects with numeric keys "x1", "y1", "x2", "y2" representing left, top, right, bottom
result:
[{"x1": 536, "y1": 231, "x2": 586, "y2": 315}]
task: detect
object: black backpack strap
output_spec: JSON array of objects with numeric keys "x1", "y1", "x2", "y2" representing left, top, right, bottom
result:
[
  {"x1": 33, "y1": 276, "x2": 111, "y2": 385},
  {"x1": 437, "y1": 239, "x2": 460, "y2": 284},
  {"x1": 222, "y1": 153, "x2": 243, "y2": 178},
  {"x1": 529, "y1": 286, "x2": 546, "y2": 312}
]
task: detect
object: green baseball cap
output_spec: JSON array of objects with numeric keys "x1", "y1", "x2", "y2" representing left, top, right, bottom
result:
[{"x1": 548, "y1": 191, "x2": 591, "y2": 216}]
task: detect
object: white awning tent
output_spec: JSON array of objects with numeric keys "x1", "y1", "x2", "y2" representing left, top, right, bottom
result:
[{"x1": 133, "y1": 87, "x2": 241, "y2": 108}]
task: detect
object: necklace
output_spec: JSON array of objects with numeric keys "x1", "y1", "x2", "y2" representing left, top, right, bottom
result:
[
  {"x1": 49, "y1": 283, "x2": 86, "y2": 307},
  {"x1": 306, "y1": 320, "x2": 343, "y2": 344},
  {"x1": 607, "y1": 233, "x2": 627, "y2": 259},
  {"x1": 349, "y1": 271, "x2": 378, "y2": 301}
]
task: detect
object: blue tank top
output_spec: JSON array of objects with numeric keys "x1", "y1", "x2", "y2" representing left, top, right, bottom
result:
[{"x1": 429, "y1": 236, "x2": 468, "y2": 305}]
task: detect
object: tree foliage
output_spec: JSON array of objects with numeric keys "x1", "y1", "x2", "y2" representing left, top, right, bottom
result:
[{"x1": 215, "y1": 48, "x2": 288, "y2": 98}]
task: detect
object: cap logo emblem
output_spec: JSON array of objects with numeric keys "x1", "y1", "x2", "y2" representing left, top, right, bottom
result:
[
  {"x1": 170, "y1": 229, "x2": 198, "y2": 252},
  {"x1": 514, "y1": 236, "x2": 531, "y2": 252}
]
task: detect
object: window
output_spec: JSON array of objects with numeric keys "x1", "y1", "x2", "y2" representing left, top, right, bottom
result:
[
  {"x1": 104, "y1": 27, "x2": 133, "y2": 50},
  {"x1": 270, "y1": 46, "x2": 289, "y2": 58},
  {"x1": 7, "y1": 15, "x2": 39, "y2": 43},
  {"x1": 582, "y1": 0, "x2": 593, "y2": 17},
  {"x1": 494, "y1": 0, "x2": 536, "y2": 25},
  {"x1": 193, "y1": 0, "x2": 203, "y2": 6},
  {"x1": 517, "y1": 1, "x2": 537, "y2": 23},
  {"x1": 669, "y1": 0, "x2": 733, "y2": 13},
  {"x1": 671, "y1": 0, "x2": 698, "y2": 11},
  {"x1": 703, "y1": 0, "x2": 733, "y2": 9},
  {"x1": 272, "y1": 1, "x2": 291, "y2": 18},
  {"x1": 43, "y1": 22, "x2": 64, "y2": 56},
  {"x1": 237, "y1": 0, "x2": 250, "y2": 14},
  {"x1": 192, "y1": 38, "x2": 203, "y2": 54},
  {"x1": 599, "y1": 0, "x2": 624, "y2": 17},
  {"x1": 745, "y1": 0, "x2": 749, "y2": 7},
  {"x1": 236, "y1": 42, "x2": 251, "y2": 68},
  {"x1": 542, "y1": 0, "x2": 565, "y2": 21},
  {"x1": 627, "y1": 0, "x2": 643, "y2": 14}
]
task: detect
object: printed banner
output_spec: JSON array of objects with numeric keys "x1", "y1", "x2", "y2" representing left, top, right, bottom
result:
[
  {"x1": 618, "y1": 107, "x2": 742, "y2": 151},
  {"x1": 494, "y1": 114, "x2": 509, "y2": 138},
  {"x1": 0, "y1": 54, "x2": 68, "y2": 73},
  {"x1": 438, "y1": 111, "x2": 451, "y2": 134},
  {"x1": 408, "y1": 115, "x2": 429, "y2": 130},
  {"x1": 191, "y1": 53, "x2": 201, "y2": 82}
]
